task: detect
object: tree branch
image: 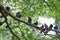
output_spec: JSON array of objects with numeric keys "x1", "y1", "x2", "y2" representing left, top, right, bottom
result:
[
  {"x1": 43, "y1": 0, "x2": 52, "y2": 11},
  {"x1": 1, "y1": 10, "x2": 21, "y2": 40},
  {"x1": 0, "y1": 4, "x2": 60, "y2": 35}
]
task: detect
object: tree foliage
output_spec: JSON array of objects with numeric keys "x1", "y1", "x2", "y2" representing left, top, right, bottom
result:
[{"x1": 0, "y1": 0, "x2": 60, "y2": 40}]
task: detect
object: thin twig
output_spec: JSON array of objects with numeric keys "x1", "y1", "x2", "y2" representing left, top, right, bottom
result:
[
  {"x1": 23, "y1": 0, "x2": 29, "y2": 5},
  {"x1": 18, "y1": 22, "x2": 28, "y2": 40},
  {"x1": 43, "y1": 0, "x2": 52, "y2": 11},
  {"x1": 1, "y1": 10, "x2": 21, "y2": 40}
]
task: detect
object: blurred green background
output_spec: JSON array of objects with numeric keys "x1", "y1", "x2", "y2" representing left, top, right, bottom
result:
[{"x1": 0, "y1": 0, "x2": 60, "y2": 40}]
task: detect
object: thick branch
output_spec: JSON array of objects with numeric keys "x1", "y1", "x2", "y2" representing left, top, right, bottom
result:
[{"x1": 0, "y1": 4, "x2": 60, "y2": 34}]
